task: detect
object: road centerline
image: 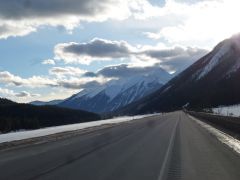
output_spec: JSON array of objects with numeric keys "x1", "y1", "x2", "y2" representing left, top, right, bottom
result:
[{"x1": 158, "y1": 117, "x2": 180, "y2": 180}]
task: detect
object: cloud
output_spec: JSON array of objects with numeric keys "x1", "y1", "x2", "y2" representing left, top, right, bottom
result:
[
  {"x1": 49, "y1": 66, "x2": 86, "y2": 76},
  {"x1": 83, "y1": 72, "x2": 98, "y2": 77},
  {"x1": 42, "y1": 59, "x2": 55, "y2": 65},
  {"x1": 0, "y1": 0, "x2": 237, "y2": 49},
  {"x1": 53, "y1": 38, "x2": 207, "y2": 70},
  {"x1": 141, "y1": 46, "x2": 208, "y2": 72},
  {"x1": 54, "y1": 38, "x2": 133, "y2": 64},
  {"x1": 0, "y1": 70, "x2": 112, "y2": 90},
  {"x1": 57, "y1": 78, "x2": 107, "y2": 90},
  {"x1": 15, "y1": 91, "x2": 40, "y2": 97},
  {"x1": 96, "y1": 64, "x2": 164, "y2": 78},
  {"x1": 0, "y1": 71, "x2": 57, "y2": 87},
  {"x1": 0, "y1": 0, "x2": 189, "y2": 39},
  {"x1": 0, "y1": 87, "x2": 39, "y2": 98},
  {"x1": 0, "y1": 0, "x2": 134, "y2": 39},
  {"x1": 0, "y1": 0, "x2": 130, "y2": 21},
  {"x1": 0, "y1": 87, "x2": 15, "y2": 96},
  {"x1": 143, "y1": 46, "x2": 187, "y2": 59},
  {"x1": 94, "y1": 64, "x2": 173, "y2": 83}
]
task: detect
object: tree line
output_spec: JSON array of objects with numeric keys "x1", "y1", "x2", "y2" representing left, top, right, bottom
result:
[{"x1": 0, "y1": 98, "x2": 100, "y2": 133}]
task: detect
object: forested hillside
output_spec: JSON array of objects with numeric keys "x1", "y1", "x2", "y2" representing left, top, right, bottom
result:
[{"x1": 0, "y1": 98, "x2": 100, "y2": 133}]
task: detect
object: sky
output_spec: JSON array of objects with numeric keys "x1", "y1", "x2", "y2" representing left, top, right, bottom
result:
[{"x1": 0, "y1": 0, "x2": 240, "y2": 103}]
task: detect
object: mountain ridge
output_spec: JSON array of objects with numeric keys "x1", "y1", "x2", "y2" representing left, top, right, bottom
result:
[{"x1": 116, "y1": 35, "x2": 240, "y2": 115}]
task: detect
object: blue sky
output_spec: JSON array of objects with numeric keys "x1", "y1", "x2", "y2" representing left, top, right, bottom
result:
[{"x1": 0, "y1": 0, "x2": 239, "y2": 102}]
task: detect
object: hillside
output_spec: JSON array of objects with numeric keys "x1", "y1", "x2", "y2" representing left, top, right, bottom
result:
[{"x1": 0, "y1": 98, "x2": 100, "y2": 133}]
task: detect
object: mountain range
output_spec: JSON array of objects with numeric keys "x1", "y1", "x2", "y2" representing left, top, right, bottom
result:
[{"x1": 57, "y1": 68, "x2": 172, "y2": 113}]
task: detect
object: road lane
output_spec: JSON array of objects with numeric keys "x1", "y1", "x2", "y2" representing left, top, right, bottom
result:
[{"x1": 0, "y1": 112, "x2": 239, "y2": 180}]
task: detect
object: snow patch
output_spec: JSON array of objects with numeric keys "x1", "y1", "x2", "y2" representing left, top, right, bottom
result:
[
  {"x1": 197, "y1": 42, "x2": 230, "y2": 80},
  {"x1": 73, "y1": 86, "x2": 105, "y2": 100},
  {"x1": 212, "y1": 104, "x2": 240, "y2": 117},
  {"x1": 188, "y1": 115, "x2": 240, "y2": 155},
  {"x1": 0, "y1": 114, "x2": 158, "y2": 144}
]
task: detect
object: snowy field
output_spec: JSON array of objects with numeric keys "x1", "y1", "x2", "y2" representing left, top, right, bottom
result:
[
  {"x1": 212, "y1": 104, "x2": 240, "y2": 117},
  {"x1": 0, "y1": 114, "x2": 158, "y2": 144}
]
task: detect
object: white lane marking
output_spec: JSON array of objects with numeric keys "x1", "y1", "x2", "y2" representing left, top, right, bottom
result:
[
  {"x1": 158, "y1": 118, "x2": 179, "y2": 180},
  {"x1": 188, "y1": 114, "x2": 240, "y2": 155}
]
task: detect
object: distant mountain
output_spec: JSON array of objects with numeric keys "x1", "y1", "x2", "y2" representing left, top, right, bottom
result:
[
  {"x1": 117, "y1": 34, "x2": 240, "y2": 114},
  {"x1": 31, "y1": 99, "x2": 63, "y2": 106},
  {"x1": 59, "y1": 68, "x2": 172, "y2": 113},
  {"x1": 0, "y1": 98, "x2": 100, "y2": 133}
]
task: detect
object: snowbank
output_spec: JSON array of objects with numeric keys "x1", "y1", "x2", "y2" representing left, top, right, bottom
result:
[
  {"x1": 212, "y1": 104, "x2": 240, "y2": 117},
  {"x1": 0, "y1": 114, "x2": 157, "y2": 144}
]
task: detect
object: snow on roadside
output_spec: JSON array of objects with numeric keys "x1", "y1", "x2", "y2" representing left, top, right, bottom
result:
[
  {"x1": 0, "y1": 114, "x2": 157, "y2": 144},
  {"x1": 188, "y1": 114, "x2": 240, "y2": 155},
  {"x1": 212, "y1": 104, "x2": 240, "y2": 117}
]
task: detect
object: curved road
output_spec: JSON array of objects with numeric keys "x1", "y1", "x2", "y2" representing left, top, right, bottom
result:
[{"x1": 0, "y1": 111, "x2": 239, "y2": 180}]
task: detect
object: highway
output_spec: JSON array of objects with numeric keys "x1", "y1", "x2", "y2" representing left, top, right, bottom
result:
[{"x1": 0, "y1": 111, "x2": 239, "y2": 180}]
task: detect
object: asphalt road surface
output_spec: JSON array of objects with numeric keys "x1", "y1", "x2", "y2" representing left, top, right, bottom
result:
[{"x1": 0, "y1": 111, "x2": 239, "y2": 180}]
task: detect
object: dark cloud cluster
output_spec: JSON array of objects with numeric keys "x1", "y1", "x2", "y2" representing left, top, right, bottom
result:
[
  {"x1": 58, "y1": 80, "x2": 102, "y2": 90},
  {"x1": 143, "y1": 47, "x2": 186, "y2": 59},
  {"x1": 143, "y1": 47, "x2": 207, "y2": 60},
  {"x1": 64, "y1": 39, "x2": 130, "y2": 58},
  {"x1": 141, "y1": 47, "x2": 208, "y2": 72},
  {"x1": 0, "y1": 0, "x2": 131, "y2": 38},
  {"x1": 83, "y1": 64, "x2": 173, "y2": 85},
  {"x1": 96, "y1": 64, "x2": 168, "y2": 78},
  {"x1": 0, "y1": 0, "x2": 115, "y2": 20},
  {"x1": 15, "y1": 91, "x2": 39, "y2": 97},
  {"x1": 55, "y1": 39, "x2": 131, "y2": 64}
]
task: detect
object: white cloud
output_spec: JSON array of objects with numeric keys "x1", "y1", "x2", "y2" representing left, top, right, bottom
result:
[
  {"x1": 24, "y1": 88, "x2": 80, "y2": 103},
  {"x1": 42, "y1": 59, "x2": 55, "y2": 65},
  {"x1": 0, "y1": 87, "x2": 39, "y2": 98},
  {"x1": 0, "y1": 71, "x2": 57, "y2": 87},
  {"x1": 57, "y1": 76, "x2": 112, "y2": 89},
  {"x1": 0, "y1": 87, "x2": 15, "y2": 96},
  {"x1": 49, "y1": 66, "x2": 86, "y2": 77},
  {"x1": 0, "y1": 70, "x2": 112, "y2": 90}
]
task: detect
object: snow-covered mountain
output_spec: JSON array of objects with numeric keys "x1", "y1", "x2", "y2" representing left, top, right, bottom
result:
[
  {"x1": 117, "y1": 34, "x2": 240, "y2": 114},
  {"x1": 59, "y1": 68, "x2": 172, "y2": 113}
]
